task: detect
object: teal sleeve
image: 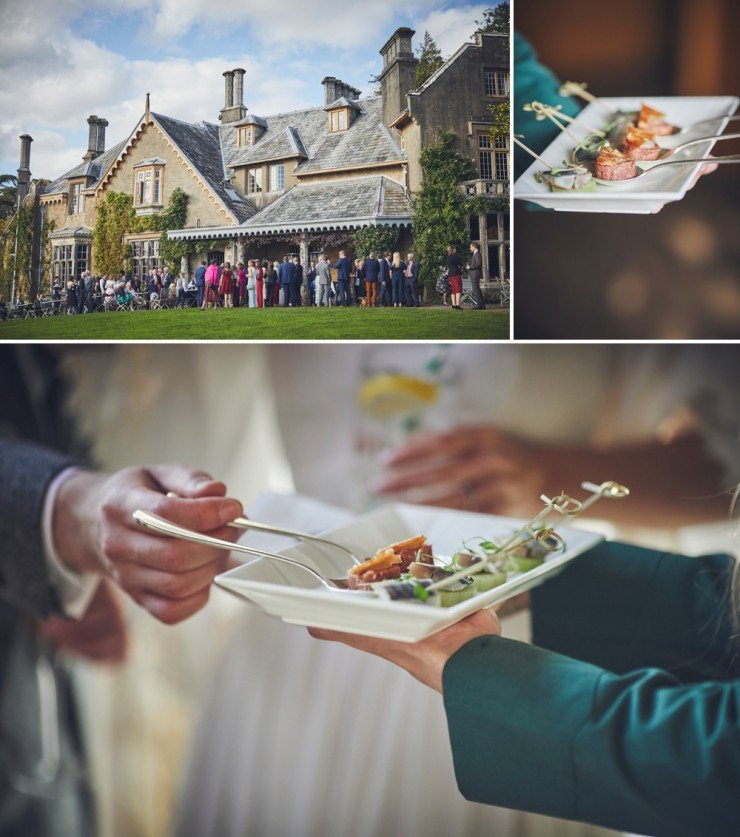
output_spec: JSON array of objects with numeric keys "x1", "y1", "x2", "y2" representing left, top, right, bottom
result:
[
  {"x1": 530, "y1": 541, "x2": 737, "y2": 682},
  {"x1": 443, "y1": 637, "x2": 740, "y2": 836},
  {"x1": 513, "y1": 32, "x2": 582, "y2": 179}
]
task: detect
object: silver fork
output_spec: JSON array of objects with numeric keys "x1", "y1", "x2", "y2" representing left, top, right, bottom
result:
[
  {"x1": 655, "y1": 132, "x2": 740, "y2": 160},
  {"x1": 595, "y1": 154, "x2": 740, "y2": 185},
  {"x1": 163, "y1": 491, "x2": 362, "y2": 566},
  {"x1": 133, "y1": 510, "x2": 365, "y2": 593},
  {"x1": 670, "y1": 113, "x2": 740, "y2": 138},
  {"x1": 228, "y1": 517, "x2": 362, "y2": 566}
]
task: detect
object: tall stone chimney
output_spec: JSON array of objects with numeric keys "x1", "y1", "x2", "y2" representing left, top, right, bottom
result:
[
  {"x1": 220, "y1": 68, "x2": 247, "y2": 123},
  {"x1": 378, "y1": 27, "x2": 418, "y2": 127},
  {"x1": 83, "y1": 115, "x2": 97, "y2": 161},
  {"x1": 95, "y1": 117, "x2": 108, "y2": 155},
  {"x1": 322, "y1": 76, "x2": 339, "y2": 105},
  {"x1": 17, "y1": 134, "x2": 32, "y2": 203}
]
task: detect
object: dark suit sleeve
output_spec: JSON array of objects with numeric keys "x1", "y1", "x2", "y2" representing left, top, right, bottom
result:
[
  {"x1": 0, "y1": 435, "x2": 79, "y2": 618},
  {"x1": 443, "y1": 636, "x2": 740, "y2": 837},
  {"x1": 531, "y1": 541, "x2": 737, "y2": 682}
]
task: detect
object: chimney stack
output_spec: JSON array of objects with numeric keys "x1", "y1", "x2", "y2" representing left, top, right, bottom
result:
[
  {"x1": 220, "y1": 68, "x2": 247, "y2": 123},
  {"x1": 17, "y1": 134, "x2": 32, "y2": 203},
  {"x1": 378, "y1": 27, "x2": 418, "y2": 127},
  {"x1": 322, "y1": 76, "x2": 339, "y2": 105},
  {"x1": 95, "y1": 117, "x2": 108, "y2": 155}
]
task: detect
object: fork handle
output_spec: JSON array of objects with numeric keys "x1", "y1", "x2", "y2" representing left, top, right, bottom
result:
[
  {"x1": 685, "y1": 114, "x2": 740, "y2": 131},
  {"x1": 133, "y1": 510, "x2": 328, "y2": 586},
  {"x1": 649, "y1": 154, "x2": 740, "y2": 169},
  {"x1": 673, "y1": 132, "x2": 740, "y2": 151}
]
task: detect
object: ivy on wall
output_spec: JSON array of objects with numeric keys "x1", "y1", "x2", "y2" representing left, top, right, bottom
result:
[
  {"x1": 410, "y1": 131, "x2": 476, "y2": 297},
  {"x1": 351, "y1": 226, "x2": 399, "y2": 258},
  {"x1": 0, "y1": 203, "x2": 34, "y2": 300},
  {"x1": 92, "y1": 187, "x2": 197, "y2": 274}
]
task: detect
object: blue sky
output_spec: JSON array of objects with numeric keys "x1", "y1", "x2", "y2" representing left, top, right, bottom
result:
[{"x1": 0, "y1": 0, "x2": 499, "y2": 181}]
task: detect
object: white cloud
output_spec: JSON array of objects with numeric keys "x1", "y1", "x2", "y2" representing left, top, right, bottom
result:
[{"x1": 413, "y1": 4, "x2": 486, "y2": 56}]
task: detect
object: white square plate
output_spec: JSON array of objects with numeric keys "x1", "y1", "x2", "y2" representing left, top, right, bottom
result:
[
  {"x1": 215, "y1": 503, "x2": 603, "y2": 642},
  {"x1": 514, "y1": 95, "x2": 739, "y2": 214}
]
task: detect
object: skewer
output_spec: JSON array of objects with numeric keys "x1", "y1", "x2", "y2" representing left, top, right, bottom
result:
[
  {"x1": 512, "y1": 135, "x2": 554, "y2": 168},
  {"x1": 524, "y1": 101, "x2": 582, "y2": 145},
  {"x1": 558, "y1": 81, "x2": 613, "y2": 117}
]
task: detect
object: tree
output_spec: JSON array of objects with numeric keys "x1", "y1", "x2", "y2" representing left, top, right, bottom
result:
[
  {"x1": 0, "y1": 174, "x2": 18, "y2": 220},
  {"x1": 411, "y1": 132, "x2": 476, "y2": 299},
  {"x1": 352, "y1": 225, "x2": 399, "y2": 258},
  {"x1": 474, "y1": 2, "x2": 510, "y2": 36},
  {"x1": 415, "y1": 31, "x2": 445, "y2": 88},
  {"x1": 489, "y1": 100, "x2": 510, "y2": 144}
]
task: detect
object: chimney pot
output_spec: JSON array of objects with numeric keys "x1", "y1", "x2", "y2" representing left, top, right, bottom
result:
[
  {"x1": 322, "y1": 76, "x2": 339, "y2": 105},
  {"x1": 17, "y1": 134, "x2": 32, "y2": 203},
  {"x1": 233, "y1": 68, "x2": 246, "y2": 108},
  {"x1": 223, "y1": 70, "x2": 235, "y2": 108}
]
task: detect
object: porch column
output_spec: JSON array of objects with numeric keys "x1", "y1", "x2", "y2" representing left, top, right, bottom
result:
[
  {"x1": 180, "y1": 255, "x2": 189, "y2": 281},
  {"x1": 299, "y1": 232, "x2": 310, "y2": 298},
  {"x1": 238, "y1": 237, "x2": 248, "y2": 268},
  {"x1": 479, "y1": 212, "x2": 489, "y2": 281}
]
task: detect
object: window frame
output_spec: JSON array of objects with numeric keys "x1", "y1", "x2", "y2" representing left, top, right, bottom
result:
[
  {"x1": 328, "y1": 108, "x2": 349, "y2": 133},
  {"x1": 268, "y1": 163, "x2": 285, "y2": 192},
  {"x1": 246, "y1": 166, "x2": 264, "y2": 194},
  {"x1": 133, "y1": 164, "x2": 165, "y2": 207},
  {"x1": 483, "y1": 68, "x2": 509, "y2": 97}
]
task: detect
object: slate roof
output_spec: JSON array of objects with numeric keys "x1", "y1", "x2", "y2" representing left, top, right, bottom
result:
[
  {"x1": 238, "y1": 175, "x2": 411, "y2": 234},
  {"x1": 48, "y1": 225, "x2": 92, "y2": 239},
  {"x1": 323, "y1": 96, "x2": 362, "y2": 111},
  {"x1": 42, "y1": 140, "x2": 127, "y2": 196},
  {"x1": 220, "y1": 96, "x2": 403, "y2": 174}
]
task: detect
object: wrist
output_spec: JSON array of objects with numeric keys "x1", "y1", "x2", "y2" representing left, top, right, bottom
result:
[{"x1": 53, "y1": 468, "x2": 105, "y2": 574}]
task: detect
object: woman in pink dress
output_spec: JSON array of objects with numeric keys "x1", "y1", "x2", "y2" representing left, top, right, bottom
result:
[
  {"x1": 256, "y1": 261, "x2": 265, "y2": 308},
  {"x1": 236, "y1": 262, "x2": 247, "y2": 307}
]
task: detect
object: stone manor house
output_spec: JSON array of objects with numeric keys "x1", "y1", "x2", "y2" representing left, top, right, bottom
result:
[{"x1": 19, "y1": 28, "x2": 509, "y2": 290}]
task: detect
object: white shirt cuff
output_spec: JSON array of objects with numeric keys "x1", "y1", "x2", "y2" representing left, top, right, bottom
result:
[{"x1": 42, "y1": 466, "x2": 100, "y2": 619}]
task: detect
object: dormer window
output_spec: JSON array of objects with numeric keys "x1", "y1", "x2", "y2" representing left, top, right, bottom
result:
[
  {"x1": 237, "y1": 125, "x2": 255, "y2": 146},
  {"x1": 133, "y1": 160, "x2": 165, "y2": 207},
  {"x1": 246, "y1": 167, "x2": 263, "y2": 194},
  {"x1": 69, "y1": 181, "x2": 85, "y2": 215},
  {"x1": 329, "y1": 108, "x2": 349, "y2": 133}
]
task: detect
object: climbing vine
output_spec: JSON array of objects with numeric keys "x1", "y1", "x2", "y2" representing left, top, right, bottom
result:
[
  {"x1": 351, "y1": 226, "x2": 399, "y2": 258},
  {"x1": 411, "y1": 131, "x2": 476, "y2": 297},
  {"x1": 92, "y1": 191, "x2": 136, "y2": 276},
  {"x1": 0, "y1": 202, "x2": 35, "y2": 301}
]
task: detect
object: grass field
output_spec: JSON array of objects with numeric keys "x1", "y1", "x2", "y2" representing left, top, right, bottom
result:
[{"x1": 0, "y1": 306, "x2": 509, "y2": 340}]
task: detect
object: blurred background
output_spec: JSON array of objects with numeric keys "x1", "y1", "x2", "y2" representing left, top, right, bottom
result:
[{"x1": 514, "y1": 0, "x2": 740, "y2": 339}]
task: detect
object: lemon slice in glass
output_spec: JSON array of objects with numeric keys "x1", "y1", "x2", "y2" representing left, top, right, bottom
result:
[{"x1": 358, "y1": 374, "x2": 439, "y2": 418}]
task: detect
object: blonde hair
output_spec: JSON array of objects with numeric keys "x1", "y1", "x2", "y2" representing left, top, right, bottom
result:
[{"x1": 392, "y1": 252, "x2": 401, "y2": 268}]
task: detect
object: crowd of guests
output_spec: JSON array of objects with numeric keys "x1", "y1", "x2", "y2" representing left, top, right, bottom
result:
[
  {"x1": 193, "y1": 242, "x2": 485, "y2": 310},
  {"x1": 2, "y1": 241, "x2": 492, "y2": 319}
]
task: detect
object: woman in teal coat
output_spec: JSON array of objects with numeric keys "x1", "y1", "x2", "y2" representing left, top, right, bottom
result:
[{"x1": 311, "y1": 538, "x2": 739, "y2": 836}]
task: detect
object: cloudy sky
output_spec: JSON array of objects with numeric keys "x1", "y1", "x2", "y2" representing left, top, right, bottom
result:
[{"x1": 0, "y1": 0, "x2": 497, "y2": 181}]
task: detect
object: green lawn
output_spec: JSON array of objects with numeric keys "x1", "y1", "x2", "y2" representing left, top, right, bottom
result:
[{"x1": 0, "y1": 306, "x2": 509, "y2": 340}]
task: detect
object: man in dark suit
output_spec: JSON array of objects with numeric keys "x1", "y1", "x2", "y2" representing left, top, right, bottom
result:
[
  {"x1": 0, "y1": 347, "x2": 241, "y2": 835},
  {"x1": 468, "y1": 241, "x2": 485, "y2": 309},
  {"x1": 278, "y1": 256, "x2": 294, "y2": 307},
  {"x1": 194, "y1": 261, "x2": 207, "y2": 309},
  {"x1": 291, "y1": 257, "x2": 303, "y2": 307},
  {"x1": 378, "y1": 251, "x2": 392, "y2": 307},
  {"x1": 330, "y1": 250, "x2": 352, "y2": 307},
  {"x1": 404, "y1": 253, "x2": 420, "y2": 307}
]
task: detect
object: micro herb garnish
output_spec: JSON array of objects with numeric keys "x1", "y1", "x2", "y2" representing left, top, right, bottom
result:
[{"x1": 412, "y1": 583, "x2": 429, "y2": 603}]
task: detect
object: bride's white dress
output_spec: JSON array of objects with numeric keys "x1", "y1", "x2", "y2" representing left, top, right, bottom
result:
[{"x1": 59, "y1": 345, "x2": 738, "y2": 837}]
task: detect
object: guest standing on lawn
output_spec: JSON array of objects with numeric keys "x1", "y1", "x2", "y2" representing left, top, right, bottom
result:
[
  {"x1": 316, "y1": 255, "x2": 330, "y2": 307},
  {"x1": 257, "y1": 261, "x2": 266, "y2": 308},
  {"x1": 219, "y1": 262, "x2": 234, "y2": 308},
  {"x1": 264, "y1": 262, "x2": 276, "y2": 307},
  {"x1": 405, "y1": 253, "x2": 420, "y2": 307},
  {"x1": 236, "y1": 262, "x2": 246, "y2": 307},
  {"x1": 447, "y1": 245, "x2": 463, "y2": 310},
  {"x1": 379, "y1": 251, "x2": 391, "y2": 306},
  {"x1": 390, "y1": 252, "x2": 407, "y2": 308},
  {"x1": 363, "y1": 252, "x2": 379, "y2": 308},
  {"x1": 330, "y1": 250, "x2": 352, "y2": 307},
  {"x1": 278, "y1": 256, "x2": 293, "y2": 307},
  {"x1": 195, "y1": 261, "x2": 206, "y2": 309},
  {"x1": 203, "y1": 260, "x2": 219, "y2": 309},
  {"x1": 468, "y1": 241, "x2": 485, "y2": 310},
  {"x1": 291, "y1": 257, "x2": 303, "y2": 307}
]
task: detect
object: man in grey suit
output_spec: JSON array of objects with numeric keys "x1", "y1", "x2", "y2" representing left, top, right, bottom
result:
[
  {"x1": 0, "y1": 346, "x2": 242, "y2": 835},
  {"x1": 315, "y1": 255, "x2": 331, "y2": 307},
  {"x1": 467, "y1": 241, "x2": 485, "y2": 309}
]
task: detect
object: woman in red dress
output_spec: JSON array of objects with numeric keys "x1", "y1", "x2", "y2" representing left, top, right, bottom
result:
[{"x1": 219, "y1": 261, "x2": 234, "y2": 308}]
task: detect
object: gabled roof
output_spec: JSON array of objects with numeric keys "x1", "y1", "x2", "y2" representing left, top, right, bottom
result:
[
  {"x1": 49, "y1": 225, "x2": 93, "y2": 239},
  {"x1": 323, "y1": 96, "x2": 362, "y2": 112},
  {"x1": 150, "y1": 112, "x2": 254, "y2": 223},
  {"x1": 412, "y1": 32, "x2": 508, "y2": 96},
  {"x1": 42, "y1": 140, "x2": 127, "y2": 196},
  {"x1": 220, "y1": 96, "x2": 403, "y2": 174}
]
